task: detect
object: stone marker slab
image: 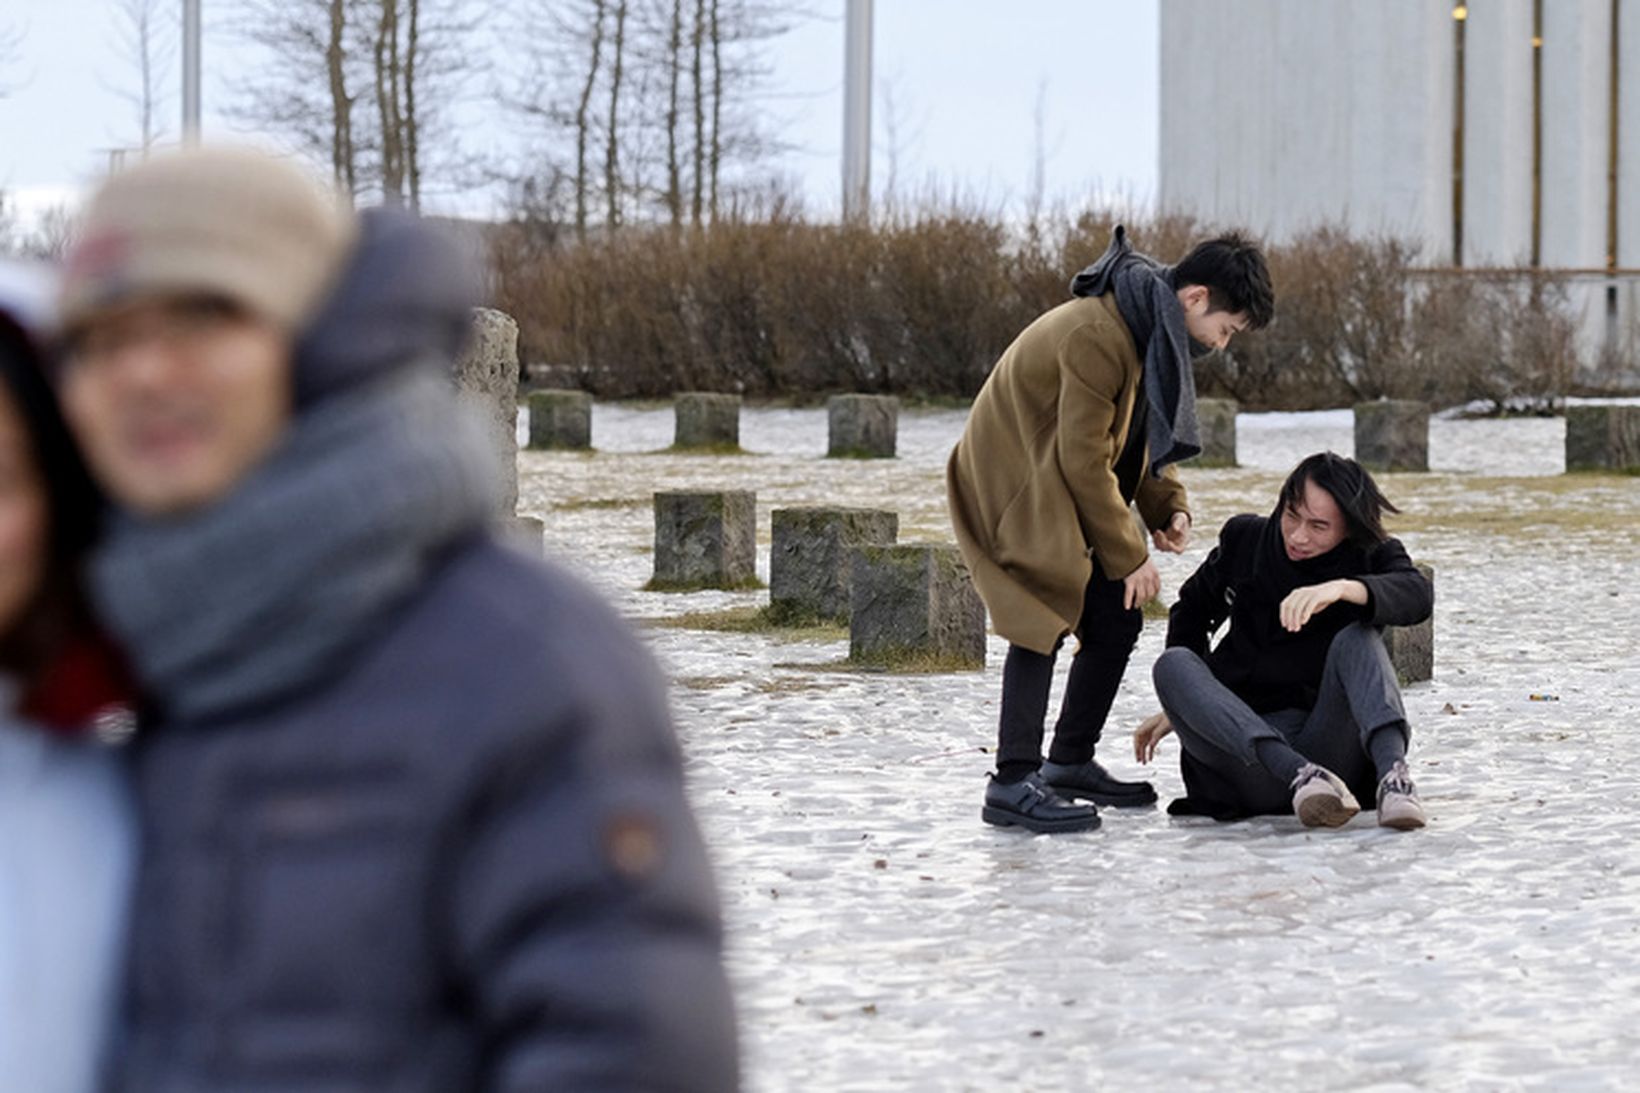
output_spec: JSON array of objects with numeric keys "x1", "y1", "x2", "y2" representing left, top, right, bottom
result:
[
  {"x1": 770, "y1": 507, "x2": 899, "y2": 622},
  {"x1": 652, "y1": 490, "x2": 757, "y2": 589},
  {"x1": 674, "y1": 392, "x2": 742, "y2": 450},
  {"x1": 527, "y1": 389, "x2": 593, "y2": 450},
  {"x1": 1354, "y1": 400, "x2": 1430, "y2": 473},
  {"x1": 849, "y1": 543, "x2": 986, "y2": 669},
  {"x1": 1565, "y1": 404, "x2": 1640, "y2": 472},
  {"x1": 1189, "y1": 398, "x2": 1239, "y2": 467},
  {"x1": 1383, "y1": 563, "x2": 1435, "y2": 685},
  {"x1": 453, "y1": 307, "x2": 520, "y2": 512},
  {"x1": 827, "y1": 394, "x2": 899, "y2": 458}
]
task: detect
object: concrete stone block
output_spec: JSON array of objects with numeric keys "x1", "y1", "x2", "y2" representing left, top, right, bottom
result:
[
  {"x1": 770, "y1": 507, "x2": 898, "y2": 623},
  {"x1": 651, "y1": 490, "x2": 757, "y2": 589},
  {"x1": 1565, "y1": 404, "x2": 1640, "y2": 472},
  {"x1": 1189, "y1": 398, "x2": 1239, "y2": 467},
  {"x1": 1383, "y1": 563, "x2": 1435, "y2": 685},
  {"x1": 507, "y1": 516, "x2": 545, "y2": 557},
  {"x1": 1354, "y1": 400, "x2": 1430, "y2": 473},
  {"x1": 674, "y1": 392, "x2": 741, "y2": 450},
  {"x1": 453, "y1": 307, "x2": 520, "y2": 511},
  {"x1": 849, "y1": 543, "x2": 986, "y2": 669},
  {"x1": 527, "y1": 389, "x2": 593, "y2": 451},
  {"x1": 827, "y1": 394, "x2": 899, "y2": 458}
]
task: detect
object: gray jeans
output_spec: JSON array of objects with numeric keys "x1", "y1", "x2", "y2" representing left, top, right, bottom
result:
[{"x1": 1152, "y1": 623, "x2": 1407, "y2": 815}]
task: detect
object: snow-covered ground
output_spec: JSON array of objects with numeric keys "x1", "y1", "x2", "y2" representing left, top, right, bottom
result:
[{"x1": 517, "y1": 404, "x2": 1640, "y2": 1092}]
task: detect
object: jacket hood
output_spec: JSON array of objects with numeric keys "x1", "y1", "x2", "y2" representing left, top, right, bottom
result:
[{"x1": 291, "y1": 208, "x2": 482, "y2": 409}]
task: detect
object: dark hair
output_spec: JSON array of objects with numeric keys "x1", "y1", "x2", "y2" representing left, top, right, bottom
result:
[
  {"x1": 0, "y1": 315, "x2": 103, "y2": 680},
  {"x1": 1278, "y1": 452, "x2": 1399, "y2": 547},
  {"x1": 1174, "y1": 232, "x2": 1275, "y2": 330}
]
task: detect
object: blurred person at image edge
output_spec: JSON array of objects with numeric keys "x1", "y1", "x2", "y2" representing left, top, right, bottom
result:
[{"x1": 50, "y1": 145, "x2": 738, "y2": 1091}]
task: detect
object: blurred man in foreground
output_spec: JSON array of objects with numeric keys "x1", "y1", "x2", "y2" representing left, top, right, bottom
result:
[{"x1": 52, "y1": 146, "x2": 738, "y2": 1091}]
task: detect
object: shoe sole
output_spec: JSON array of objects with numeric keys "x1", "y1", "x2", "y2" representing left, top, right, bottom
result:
[
  {"x1": 1046, "y1": 784, "x2": 1158, "y2": 809},
  {"x1": 982, "y1": 806, "x2": 1102, "y2": 834},
  {"x1": 1296, "y1": 792, "x2": 1360, "y2": 828},
  {"x1": 1378, "y1": 810, "x2": 1426, "y2": 831}
]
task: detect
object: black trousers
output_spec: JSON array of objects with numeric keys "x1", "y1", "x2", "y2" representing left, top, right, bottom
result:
[{"x1": 995, "y1": 569, "x2": 1143, "y2": 774}]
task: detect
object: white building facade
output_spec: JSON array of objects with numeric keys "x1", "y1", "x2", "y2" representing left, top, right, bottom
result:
[{"x1": 1158, "y1": 0, "x2": 1639, "y2": 374}]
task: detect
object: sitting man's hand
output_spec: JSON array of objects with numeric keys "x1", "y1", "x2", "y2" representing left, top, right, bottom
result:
[
  {"x1": 1279, "y1": 578, "x2": 1368, "y2": 632},
  {"x1": 1151, "y1": 511, "x2": 1192, "y2": 554},
  {"x1": 1133, "y1": 711, "x2": 1174, "y2": 764},
  {"x1": 1122, "y1": 557, "x2": 1161, "y2": 611}
]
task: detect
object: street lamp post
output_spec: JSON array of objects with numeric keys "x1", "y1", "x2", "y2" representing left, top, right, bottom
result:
[
  {"x1": 842, "y1": 0, "x2": 872, "y2": 221},
  {"x1": 182, "y1": 0, "x2": 201, "y2": 144}
]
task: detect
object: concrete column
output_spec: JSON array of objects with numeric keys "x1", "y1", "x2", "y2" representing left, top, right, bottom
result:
[
  {"x1": 848, "y1": 543, "x2": 986, "y2": 670},
  {"x1": 1354, "y1": 400, "x2": 1431, "y2": 472},
  {"x1": 826, "y1": 394, "x2": 898, "y2": 458},
  {"x1": 1384, "y1": 563, "x2": 1435, "y2": 685},
  {"x1": 1189, "y1": 398, "x2": 1238, "y2": 467},
  {"x1": 527, "y1": 390, "x2": 593, "y2": 451},
  {"x1": 673, "y1": 393, "x2": 742, "y2": 451},
  {"x1": 770, "y1": 507, "x2": 898, "y2": 623},
  {"x1": 1565, "y1": 404, "x2": 1640, "y2": 471},
  {"x1": 453, "y1": 308, "x2": 520, "y2": 514},
  {"x1": 650, "y1": 490, "x2": 758, "y2": 590}
]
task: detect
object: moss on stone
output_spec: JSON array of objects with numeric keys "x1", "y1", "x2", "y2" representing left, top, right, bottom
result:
[
  {"x1": 641, "y1": 574, "x2": 766, "y2": 593},
  {"x1": 641, "y1": 603, "x2": 846, "y2": 640}
]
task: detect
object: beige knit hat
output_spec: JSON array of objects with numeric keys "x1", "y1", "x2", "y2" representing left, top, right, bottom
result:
[{"x1": 58, "y1": 145, "x2": 358, "y2": 338}]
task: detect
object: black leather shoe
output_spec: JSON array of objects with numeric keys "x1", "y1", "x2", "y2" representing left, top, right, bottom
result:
[
  {"x1": 1041, "y1": 758, "x2": 1157, "y2": 808},
  {"x1": 982, "y1": 772, "x2": 1102, "y2": 834}
]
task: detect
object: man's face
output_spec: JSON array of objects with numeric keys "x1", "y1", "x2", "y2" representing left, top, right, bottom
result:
[
  {"x1": 60, "y1": 296, "x2": 293, "y2": 516},
  {"x1": 1279, "y1": 478, "x2": 1348, "y2": 562},
  {"x1": 1177, "y1": 284, "x2": 1249, "y2": 353}
]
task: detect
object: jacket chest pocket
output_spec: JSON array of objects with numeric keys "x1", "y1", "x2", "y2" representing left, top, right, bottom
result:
[{"x1": 223, "y1": 769, "x2": 427, "y2": 1023}]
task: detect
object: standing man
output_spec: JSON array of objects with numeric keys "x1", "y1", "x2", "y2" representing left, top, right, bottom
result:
[
  {"x1": 949, "y1": 227, "x2": 1273, "y2": 834},
  {"x1": 51, "y1": 147, "x2": 738, "y2": 1090},
  {"x1": 1135, "y1": 452, "x2": 1433, "y2": 829}
]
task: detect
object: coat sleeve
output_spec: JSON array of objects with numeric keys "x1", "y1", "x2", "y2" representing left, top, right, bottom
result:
[
  {"x1": 1056, "y1": 323, "x2": 1149, "y2": 581},
  {"x1": 1165, "y1": 517, "x2": 1244, "y2": 654},
  {"x1": 1359, "y1": 537, "x2": 1434, "y2": 627},
  {"x1": 443, "y1": 656, "x2": 739, "y2": 1091},
  {"x1": 1134, "y1": 463, "x2": 1189, "y2": 531}
]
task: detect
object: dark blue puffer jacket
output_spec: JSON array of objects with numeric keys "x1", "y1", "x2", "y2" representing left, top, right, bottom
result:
[{"x1": 110, "y1": 212, "x2": 739, "y2": 1091}]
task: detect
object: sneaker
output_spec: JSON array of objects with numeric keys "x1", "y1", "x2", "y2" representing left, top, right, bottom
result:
[
  {"x1": 1376, "y1": 760, "x2": 1427, "y2": 830},
  {"x1": 1041, "y1": 758, "x2": 1158, "y2": 808},
  {"x1": 982, "y1": 772, "x2": 1102, "y2": 834},
  {"x1": 1290, "y1": 762, "x2": 1360, "y2": 828}
]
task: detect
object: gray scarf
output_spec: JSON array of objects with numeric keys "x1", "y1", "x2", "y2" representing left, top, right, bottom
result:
[
  {"x1": 1069, "y1": 226, "x2": 1201, "y2": 472},
  {"x1": 90, "y1": 369, "x2": 500, "y2": 726}
]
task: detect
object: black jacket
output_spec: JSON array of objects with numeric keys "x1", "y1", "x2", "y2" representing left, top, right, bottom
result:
[{"x1": 1166, "y1": 513, "x2": 1433, "y2": 712}]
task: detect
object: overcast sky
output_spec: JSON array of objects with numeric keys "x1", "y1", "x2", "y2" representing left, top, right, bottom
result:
[{"x1": 1, "y1": 1, "x2": 1159, "y2": 222}]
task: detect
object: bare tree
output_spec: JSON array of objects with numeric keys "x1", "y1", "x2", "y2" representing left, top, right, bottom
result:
[
  {"x1": 108, "y1": 0, "x2": 174, "y2": 153},
  {"x1": 663, "y1": 0, "x2": 683, "y2": 225},
  {"x1": 325, "y1": 0, "x2": 358, "y2": 195},
  {"x1": 229, "y1": 0, "x2": 475, "y2": 210},
  {"x1": 502, "y1": 0, "x2": 800, "y2": 232}
]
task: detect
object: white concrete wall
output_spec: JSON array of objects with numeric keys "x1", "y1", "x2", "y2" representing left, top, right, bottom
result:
[
  {"x1": 1157, "y1": 0, "x2": 1454, "y2": 252},
  {"x1": 1541, "y1": 2, "x2": 1615, "y2": 360},
  {"x1": 1621, "y1": 0, "x2": 1640, "y2": 270},
  {"x1": 1539, "y1": 0, "x2": 1611, "y2": 269},
  {"x1": 1460, "y1": 0, "x2": 1535, "y2": 266}
]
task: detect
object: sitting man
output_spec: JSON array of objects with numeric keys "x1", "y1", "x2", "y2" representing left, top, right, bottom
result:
[{"x1": 1134, "y1": 452, "x2": 1432, "y2": 829}]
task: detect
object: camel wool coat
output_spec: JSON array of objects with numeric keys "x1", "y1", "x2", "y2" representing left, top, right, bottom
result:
[{"x1": 947, "y1": 293, "x2": 1190, "y2": 655}]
